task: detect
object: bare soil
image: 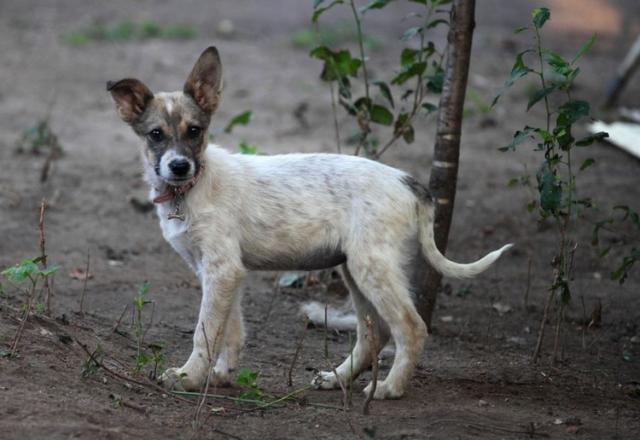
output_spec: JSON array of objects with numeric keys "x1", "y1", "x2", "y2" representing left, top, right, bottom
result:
[{"x1": 1, "y1": 1, "x2": 639, "y2": 439}]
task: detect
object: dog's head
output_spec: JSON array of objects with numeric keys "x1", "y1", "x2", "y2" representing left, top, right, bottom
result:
[{"x1": 107, "y1": 47, "x2": 222, "y2": 186}]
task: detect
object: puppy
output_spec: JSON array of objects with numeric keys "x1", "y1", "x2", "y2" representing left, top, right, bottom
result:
[{"x1": 107, "y1": 47, "x2": 512, "y2": 399}]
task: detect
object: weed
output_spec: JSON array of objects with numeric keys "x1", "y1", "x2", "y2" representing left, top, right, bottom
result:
[
  {"x1": 290, "y1": 22, "x2": 381, "y2": 51},
  {"x1": 493, "y1": 7, "x2": 609, "y2": 362},
  {"x1": 81, "y1": 344, "x2": 104, "y2": 378},
  {"x1": 235, "y1": 368, "x2": 266, "y2": 401},
  {"x1": 310, "y1": 0, "x2": 448, "y2": 158},
  {"x1": 1, "y1": 258, "x2": 59, "y2": 356},
  {"x1": 130, "y1": 282, "x2": 164, "y2": 379}
]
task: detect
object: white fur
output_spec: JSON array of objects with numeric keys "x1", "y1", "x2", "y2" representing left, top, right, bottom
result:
[{"x1": 148, "y1": 144, "x2": 512, "y2": 399}]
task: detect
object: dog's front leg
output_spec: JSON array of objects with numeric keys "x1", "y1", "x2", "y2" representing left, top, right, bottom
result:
[{"x1": 161, "y1": 253, "x2": 245, "y2": 391}]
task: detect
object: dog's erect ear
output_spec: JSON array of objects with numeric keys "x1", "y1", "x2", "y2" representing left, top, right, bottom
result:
[
  {"x1": 106, "y1": 78, "x2": 154, "y2": 124},
  {"x1": 183, "y1": 47, "x2": 223, "y2": 114}
]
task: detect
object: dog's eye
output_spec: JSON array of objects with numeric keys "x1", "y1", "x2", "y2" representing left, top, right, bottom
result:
[
  {"x1": 187, "y1": 126, "x2": 202, "y2": 139},
  {"x1": 148, "y1": 128, "x2": 164, "y2": 143}
]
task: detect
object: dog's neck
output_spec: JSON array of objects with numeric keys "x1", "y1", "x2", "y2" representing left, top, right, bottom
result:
[{"x1": 151, "y1": 165, "x2": 205, "y2": 204}]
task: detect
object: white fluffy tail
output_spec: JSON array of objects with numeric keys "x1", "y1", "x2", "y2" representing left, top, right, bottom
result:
[
  {"x1": 418, "y1": 202, "x2": 513, "y2": 279},
  {"x1": 301, "y1": 301, "x2": 358, "y2": 331}
]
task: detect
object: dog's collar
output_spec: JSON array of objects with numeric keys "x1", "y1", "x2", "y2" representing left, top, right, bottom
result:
[{"x1": 152, "y1": 165, "x2": 205, "y2": 204}]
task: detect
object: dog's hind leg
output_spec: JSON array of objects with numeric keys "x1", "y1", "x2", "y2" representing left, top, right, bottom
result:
[
  {"x1": 345, "y1": 248, "x2": 427, "y2": 399},
  {"x1": 312, "y1": 264, "x2": 390, "y2": 390}
]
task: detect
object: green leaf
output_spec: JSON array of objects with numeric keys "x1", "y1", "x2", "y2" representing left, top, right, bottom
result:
[
  {"x1": 558, "y1": 100, "x2": 590, "y2": 125},
  {"x1": 421, "y1": 102, "x2": 438, "y2": 114},
  {"x1": 537, "y1": 163, "x2": 562, "y2": 214},
  {"x1": 372, "y1": 80, "x2": 394, "y2": 109},
  {"x1": 573, "y1": 33, "x2": 597, "y2": 63},
  {"x1": 236, "y1": 367, "x2": 260, "y2": 388},
  {"x1": 401, "y1": 26, "x2": 422, "y2": 41},
  {"x1": 499, "y1": 127, "x2": 534, "y2": 152},
  {"x1": 239, "y1": 142, "x2": 258, "y2": 155},
  {"x1": 532, "y1": 7, "x2": 550, "y2": 29},
  {"x1": 2, "y1": 259, "x2": 40, "y2": 283},
  {"x1": 369, "y1": 105, "x2": 393, "y2": 126},
  {"x1": 391, "y1": 61, "x2": 426, "y2": 85},
  {"x1": 313, "y1": 0, "x2": 326, "y2": 7},
  {"x1": 312, "y1": 0, "x2": 344, "y2": 24},
  {"x1": 400, "y1": 48, "x2": 417, "y2": 69},
  {"x1": 224, "y1": 111, "x2": 252, "y2": 133},
  {"x1": 40, "y1": 265, "x2": 59, "y2": 276},
  {"x1": 514, "y1": 26, "x2": 529, "y2": 34},
  {"x1": 580, "y1": 158, "x2": 595, "y2": 171},
  {"x1": 360, "y1": 0, "x2": 393, "y2": 13},
  {"x1": 575, "y1": 131, "x2": 609, "y2": 146},
  {"x1": 491, "y1": 50, "x2": 533, "y2": 107},
  {"x1": 527, "y1": 84, "x2": 556, "y2": 111},
  {"x1": 426, "y1": 65, "x2": 445, "y2": 93}
]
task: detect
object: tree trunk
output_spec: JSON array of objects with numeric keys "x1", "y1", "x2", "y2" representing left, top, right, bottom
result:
[{"x1": 416, "y1": 0, "x2": 476, "y2": 331}]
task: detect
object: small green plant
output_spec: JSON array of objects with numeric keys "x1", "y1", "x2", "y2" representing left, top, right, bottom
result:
[
  {"x1": 290, "y1": 22, "x2": 382, "y2": 50},
  {"x1": 131, "y1": 282, "x2": 164, "y2": 378},
  {"x1": 81, "y1": 344, "x2": 104, "y2": 378},
  {"x1": 235, "y1": 368, "x2": 265, "y2": 401},
  {"x1": 62, "y1": 19, "x2": 197, "y2": 46},
  {"x1": 310, "y1": 0, "x2": 448, "y2": 158},
  {"x1": 493, "y1": 7, "x2": 608, "y2": 362},
  {"x1": 16, "y1": 120, "x2": 63, "y2": 156},
  {"x1": 1, "y1": 257, "x2": 59, "y2": 356}
]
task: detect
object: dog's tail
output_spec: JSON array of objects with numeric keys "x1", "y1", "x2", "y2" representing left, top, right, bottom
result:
[{"x1": 417, "y1": 199, "x2": 513, "y2": 279}]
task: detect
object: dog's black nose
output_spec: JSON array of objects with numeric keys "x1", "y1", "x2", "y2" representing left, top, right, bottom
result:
[{"x1": 169, "y1": 159, "x2": 191, "y2": 176}]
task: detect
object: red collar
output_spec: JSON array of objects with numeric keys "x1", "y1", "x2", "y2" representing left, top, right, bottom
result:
[{"x1": 152, "y1": 165, "x2": 204, "y2": 204}]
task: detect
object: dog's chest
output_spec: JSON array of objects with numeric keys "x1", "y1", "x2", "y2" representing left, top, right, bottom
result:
[{"x1": 158, "y1": 207, "x2": 201, "y2": 273}]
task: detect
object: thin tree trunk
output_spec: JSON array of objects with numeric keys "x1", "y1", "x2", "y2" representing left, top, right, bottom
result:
[{"x1": 416, "y1": 0, "x2": 476, "y2": 331}]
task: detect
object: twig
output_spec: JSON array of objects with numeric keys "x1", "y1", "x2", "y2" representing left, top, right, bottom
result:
[
  {"x1": 580, "y1": 295, "x2": 587, "y2": 350},
  {"x1": 362, "y1": 315, "x2": 379, "y2": 415},
  {"x1": 79, "y1": 248, "x2": 90, "y2": 316},
  {"x1": 111, "y1": 303, "x2": 130, "y2": 333},
  {"x1": 38, "y1": 199, "x2": 53, "y2": 316},
  {"x1": 524, "y1": 256, "x2": 532, "y2": 312},
  {"x1": 323, "y1": 305, "x2": 349, "y2": 410},
  {"x1": 288, "y1": 318, "x2": 309, "y2": 386},
  {"x1": 74, "y1": 338, "x2": 195, "y2": 405},
  {"x1": 263, "y1": 273, "x2": 281, "y2": 323},
  {"x1": 329, "y1": 82, "x2": 342, "y2": 154},
  {"x1": 194, "y1": 319, "x2": 226, "y2": 431},
  {"x1": 532, "y1": 287, "x2": 555, "y2": 363},
  {"x1": 10, "y1": 285, "x2": 35, "y2": 356}
]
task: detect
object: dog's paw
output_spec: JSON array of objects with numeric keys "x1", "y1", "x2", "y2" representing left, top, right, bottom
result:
[
  {"x1": 159, "y1": 367, "x2": 188, "y2": 391},
  {"x1": 311, "y1": 371, "x2": 340, "y2": 390},
  {"x1": 362, "y1": 380, "x2": 404, "y2": 400}
]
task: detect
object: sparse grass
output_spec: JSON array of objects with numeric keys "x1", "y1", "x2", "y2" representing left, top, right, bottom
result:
[{"x1": 62, "y1": 19, "x2": 197, "y2": 46}]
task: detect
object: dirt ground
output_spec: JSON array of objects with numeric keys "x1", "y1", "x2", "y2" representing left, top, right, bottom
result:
[{"x1": 1, "y1": 0, "x2": 639, "y2": 439}]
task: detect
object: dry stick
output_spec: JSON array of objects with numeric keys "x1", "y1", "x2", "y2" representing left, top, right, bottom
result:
[
  {"x1": 329, "y1": 82, "x2": 342, "y2": 154},
  {"x1": 287, "y1": 318, "x2": 309, "y2": 387},
  {"x1": 362, "y1": 315, "x2": 379, "y2": 415},
  {"x1": 263, "y1": 273, "x2": 281, "y2": 323},
  {"x1": 524, "y1": 256, "x2": 532, "y2": 312},
  {"x1": 580, "y1": 296, "x2": 587, "y2": 350},
  {"x1": 74, "y1": 339, "x2": 195, "y2": 405},
  {"x1": 79, "y1": 249, "x2": 90, "y2": 316},
  {"x1": 194, "y1": 322, "x2": 225, "y2": 430},
  {"x1": 10, "y1": 284, "x2": 36, "y2": 356},
  {"x1": 38, "y1": 199, "x2": 53, "y2": 316},
  {"x1": 323, "y1": 303, "x2": 349, "y2": 410},
  {"x1": 111, "y1": 303, "x2": 130, "y2": 333},
  {"x1": 532, "y1": 287, "x2": 555, "y2": 363},
  {"x1": 552, "y1": 302, "x2": 564, "y2": 365}
]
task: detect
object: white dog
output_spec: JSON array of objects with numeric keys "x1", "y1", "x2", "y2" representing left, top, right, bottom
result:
[{"x1": 107, "y1": 47, "x2": 512, "y2": 399}]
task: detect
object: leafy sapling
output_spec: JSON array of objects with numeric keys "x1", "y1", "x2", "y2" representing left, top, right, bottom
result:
[
  {"x1": 235, "y1": 367, "x2": 266, "y2": 402},
  {"x1": 493, "y1": 7, "x2": 608, "y2": 362},
  {"x1": 131, "y1": 281, "x2": 165, "y2": 378},
  {"x1": 1, "y1": 258, "x2": 59, "y2": 356},
  {"x1": 311, "y1": 0, "x2": 448, "y2": 158}
]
